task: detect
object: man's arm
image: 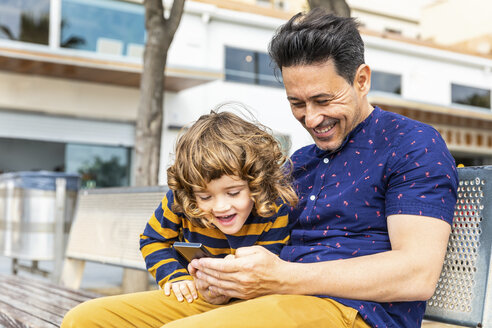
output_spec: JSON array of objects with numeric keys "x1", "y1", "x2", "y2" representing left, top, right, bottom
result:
[{"x1": 190, "y1": 214, "x2": 450, "y2": 302}]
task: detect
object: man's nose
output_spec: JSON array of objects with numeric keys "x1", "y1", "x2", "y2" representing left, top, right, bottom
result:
[{"x1": 304, "y1": 104, "x2": 322, "y2": 129}]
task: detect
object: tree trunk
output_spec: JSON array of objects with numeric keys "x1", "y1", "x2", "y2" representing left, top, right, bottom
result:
[
  {"x1": 134, "y1": 0, "x2": 185, "y2": 187},
  {"x1": 307, "y1": 0, "x2": 351, "y2": 17},
  {"x1": 125, "y1": 0, "x2": 185, "y2": 294}
]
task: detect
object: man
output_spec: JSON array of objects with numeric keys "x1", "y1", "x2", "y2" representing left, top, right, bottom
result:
[
  {"x1": 62, "y1": 9, "x2": 457, "y2": 328},
  {"x1": 186, "y1": 9, "x2": 458, "y2": 328}
]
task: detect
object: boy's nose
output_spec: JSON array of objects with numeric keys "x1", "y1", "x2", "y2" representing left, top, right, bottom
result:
[{"x1": 213, "y1": 198, "x2": 231, "y2": 213}]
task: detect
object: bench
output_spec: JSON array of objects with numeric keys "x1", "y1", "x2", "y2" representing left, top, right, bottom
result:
[
  {"x1": 0, "y1": 273, "x2": 98, "y2": 328},
  {"x1": 424, "y1": 166, "x2": 492, "y2": 328},
  {"x1": 0, "y1": 167, "x2": 490, "y2": 328},
  {"x1": 0, "y1": 186, "x2": 167, "y2": 328}
]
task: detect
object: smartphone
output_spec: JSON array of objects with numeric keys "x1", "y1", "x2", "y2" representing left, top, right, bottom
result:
[{"x1": 173, "y1": 242, "x2": 213, "y2": 267}]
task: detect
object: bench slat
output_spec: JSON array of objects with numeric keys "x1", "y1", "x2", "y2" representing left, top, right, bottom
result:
[
  {"x1": 0, "y1": 296, "x2": 59, "y2": 328},
  {"x1": 0, "y1": 274, "x2": 97, "y2": 328},
  {"x1": 0, "y1": 301, "x2": 56, "y2": 328},
  {"x1": 3, "y1": 273, "x2": 99, "y2": 302},
  {"x1": 64, "y1": 190, "x2": 166, "y2": 271},
  {"x1": 1, "y1": 278, "x2": 85, "y2": 313}
]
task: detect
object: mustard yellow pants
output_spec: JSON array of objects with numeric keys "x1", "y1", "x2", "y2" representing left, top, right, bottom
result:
[{"x1": 62, "y1": 290, "x2": 371, "y2": 328}]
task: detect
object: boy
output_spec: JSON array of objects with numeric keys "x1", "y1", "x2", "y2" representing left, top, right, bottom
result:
[{"x1": 140, "y1": 109, "x2": 298, "y2": 304}]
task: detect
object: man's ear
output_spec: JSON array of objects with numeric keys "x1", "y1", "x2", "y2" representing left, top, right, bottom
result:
[{"x1": 354, "y1": 64, "x2": 371, "y2": 96}]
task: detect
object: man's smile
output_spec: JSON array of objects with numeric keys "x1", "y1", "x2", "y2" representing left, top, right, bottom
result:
[{"x1": 312, "y1": 120, "x2": 338, "y2": 138}]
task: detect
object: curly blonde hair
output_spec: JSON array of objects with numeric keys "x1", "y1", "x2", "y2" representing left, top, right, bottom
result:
[{"x1": 167, "y1": 108, "x2": 298, "y2": 228}]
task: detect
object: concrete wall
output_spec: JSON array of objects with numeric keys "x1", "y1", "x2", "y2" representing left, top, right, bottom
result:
[{"x1": 0, "y1": 72, "x2": 139, "y2": 122}]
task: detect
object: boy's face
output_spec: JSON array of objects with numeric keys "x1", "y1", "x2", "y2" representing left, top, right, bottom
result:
[{"x1": 193, "y1": 175, "x2": 254, "y2": 235}]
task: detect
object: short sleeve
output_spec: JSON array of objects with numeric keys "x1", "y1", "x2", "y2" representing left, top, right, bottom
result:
[{"x1": 385, "y1": 127, "x2": 458, "y2": 224}]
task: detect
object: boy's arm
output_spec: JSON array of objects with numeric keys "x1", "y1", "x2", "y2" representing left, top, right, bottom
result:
[
  {"x1": 139, "y1": 190, "x2": 192, "y2": 288},
  {"x1": 255, "y1": 202, "x2": 295, "y2": 255}
]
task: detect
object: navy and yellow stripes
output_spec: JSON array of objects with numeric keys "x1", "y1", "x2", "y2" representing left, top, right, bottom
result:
[{"x1": 139, "y1": 189, "x2": 295, "y2": 288}]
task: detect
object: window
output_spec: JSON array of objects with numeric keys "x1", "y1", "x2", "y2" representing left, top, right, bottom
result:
[
  {"x1": 0, "y1": 0, "x2": 50, "y2": 45},
  {"x1": 61, "y1": 0, "x2": 145, "y2": 57},
  {"x1": 0, "y1": 138, "x2": 65, "y2": 173},
  {"x1": 256, "y1": 0, "x2": 272, "y2": 7},
  {"x1": 451, "y1": 83, "x2": 491, "y2": 109},
  {"x1": 371, "y1": 71, "x2": 401, "y2": 95},
  {"x1": 65, "y1": 143, "x2": 131, "y2": 188},
  {"x1": 225, "y1": 46, "x2": 282, "y2": 88},
  {"x1": 274, "y1": 133, "x2": 291, "y2": 156},
  {"x1": 384, "y1": 27, "x2": 402, "y2": 35},
  {"x1": 0, "y1": 139, "x2": 132, "y2": 188},
  {"x1": 256, "y1": 0, "x2": 286, "y2": 10}
]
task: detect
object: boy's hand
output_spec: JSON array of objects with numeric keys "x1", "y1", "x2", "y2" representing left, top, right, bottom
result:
[
  {"x1": 199, "y1": 287, "x2": 231, "y2": 305},
  {"x1": 189, "y1": 261, "x2": 231, "y2": 305},
  {"x1": 163, "y1": 280, "x2": 198, "y2": 303}
]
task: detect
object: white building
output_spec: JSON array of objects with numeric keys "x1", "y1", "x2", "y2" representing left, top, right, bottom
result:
[{"x1": 1, "y1": 0, "x2": 491, "y2": 188}]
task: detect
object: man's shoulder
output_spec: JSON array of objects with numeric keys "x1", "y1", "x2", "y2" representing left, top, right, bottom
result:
[
  {"x1": 375, "y1": 107, "x2": 441, "y2": 144},
  {"x1": 377, "y1": 107, "x2": 435, "y2": 132}
]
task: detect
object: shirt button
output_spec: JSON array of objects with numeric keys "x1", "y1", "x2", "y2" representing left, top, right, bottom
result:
[
  {"x1": 323, "y1": 158, "x2": 329, "y2": 164},
  {"x1": 310, "y1": 195, "x2": 316, "y2": 201}
]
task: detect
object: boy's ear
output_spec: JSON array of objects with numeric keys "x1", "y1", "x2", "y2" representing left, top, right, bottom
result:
[{"x1": 354, "y1": 64, "x2": 371, "y2": 96}]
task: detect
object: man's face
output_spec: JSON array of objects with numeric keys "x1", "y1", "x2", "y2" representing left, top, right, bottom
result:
[{"x1": 282, "y1": 60, "x2": 371, "y2": 151}]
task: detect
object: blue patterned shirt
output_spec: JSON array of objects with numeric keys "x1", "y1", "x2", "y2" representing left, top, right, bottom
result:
[{"x1": 280, "y1": 106, "x2": 458, "y2": 328}]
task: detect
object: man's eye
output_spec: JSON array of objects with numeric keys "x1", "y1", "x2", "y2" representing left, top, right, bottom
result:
[
  {"x1": 317, "y1": 100, "x2": 328, "y2": 105},
  {"x1": 291, "y1": 102, "x2": 305, "y2": 107}
]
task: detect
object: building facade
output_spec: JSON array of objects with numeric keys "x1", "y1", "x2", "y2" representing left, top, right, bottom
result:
[
  {"x1": 421, "y1": 0, "x2": 492, "y2": 56},
  {"x1": 1, "y1": 0, "x2": 491, "y2": 187}
]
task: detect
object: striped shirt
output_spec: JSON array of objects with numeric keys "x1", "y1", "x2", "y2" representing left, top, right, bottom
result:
[{"x1": 140, "y1": 189, "x2": 294, "y2": 288}]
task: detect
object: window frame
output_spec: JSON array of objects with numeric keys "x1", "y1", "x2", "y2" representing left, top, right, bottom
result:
[
  {"x1": 224, "y1": 45, "x2": 282, "y2": 88},
  {"x1": 371, "y1": 70, "x2": 402, "y2": 95},
  {"x1": 451, "y1": 82, "x2": 491, "y2": 110}
]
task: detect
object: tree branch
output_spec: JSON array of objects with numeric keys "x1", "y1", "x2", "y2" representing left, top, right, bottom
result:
[
  {"x1": 308, "y1": 0, "x2": 351, "y2": 17},
  {"x1": 165, "y1": 0, "x2": 186, "y2": 40}
]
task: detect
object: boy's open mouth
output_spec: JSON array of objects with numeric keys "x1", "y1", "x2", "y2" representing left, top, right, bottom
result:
[{"x1": 215, "y1": 214, "x2": 236, "y2": 225}]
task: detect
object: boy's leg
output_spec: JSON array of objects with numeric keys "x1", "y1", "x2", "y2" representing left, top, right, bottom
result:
[
  {"x1": 61, "y1": 290, "x2": 222, "y2": 328},
  {"x1": 162, "y1": 295, "x2": 371, "y2": 328}
]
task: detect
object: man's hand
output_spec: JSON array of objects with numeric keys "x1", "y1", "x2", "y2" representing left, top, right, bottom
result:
[
  {"x1": 187, "y1": 262, "x2": 232, "y2": 305},
  {"x1": 189, "y1": 246, "x2": 288, "y2": 299},
  {"x1": 189, "y1": 215, "x2": 451, "y2": 303},
  {"x1": 163, "y1": 280, "x2": 198, "y2": 303}
]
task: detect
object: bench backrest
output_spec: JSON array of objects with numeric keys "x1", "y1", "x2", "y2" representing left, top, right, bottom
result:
[
  {"x1": 64, "y1": 186, "x2": 167, "y2": 270},
  {"x1": 424, "y1": 166, "x2": 492, "y2": 327}
]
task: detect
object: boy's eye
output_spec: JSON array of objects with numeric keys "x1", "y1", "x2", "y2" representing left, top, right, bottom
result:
[
  {"x1": 197, "y1": 195, "x2": 211, "y2": 201},
  {"x1": 228, "y1": 191, "x2": 240, "y2": 197}
]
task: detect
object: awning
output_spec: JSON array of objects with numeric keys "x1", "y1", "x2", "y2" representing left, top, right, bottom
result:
[
  {"x1": 370, "y1": 94, "x2": 492, "y2": 155},
  {"x1": 0, "y1": 45, "x2": 222, "y2": 92}
]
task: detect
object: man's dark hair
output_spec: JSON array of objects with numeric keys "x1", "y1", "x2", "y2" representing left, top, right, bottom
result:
[{"x1": 268, "y1": 8, "x2": 365, "y2": 84}]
